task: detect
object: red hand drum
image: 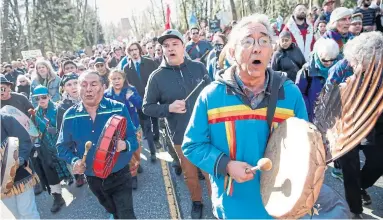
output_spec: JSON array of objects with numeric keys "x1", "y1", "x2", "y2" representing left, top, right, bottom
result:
[{"x1": 93, "y1": 115, "x2": 127, "y2": 179}]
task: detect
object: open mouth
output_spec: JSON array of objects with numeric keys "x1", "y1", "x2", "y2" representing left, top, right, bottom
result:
[
  {"x1": 252, "y1": 59, "x2": 262, "y2": 65},
  {"x1": 169, "y1": 53, "x2": 176, "y2": 57}
]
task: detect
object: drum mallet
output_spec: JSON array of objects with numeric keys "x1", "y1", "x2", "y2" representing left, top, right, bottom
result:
[
  {"x1": 245, "y1": 158, "x2": 272, "y2": 174},
  {"x1": 184, "y1": 74, "x2": 210, "y2": 101},
  {"x1": 82, "y1": 141, "x2": 92, "y2": 164}
]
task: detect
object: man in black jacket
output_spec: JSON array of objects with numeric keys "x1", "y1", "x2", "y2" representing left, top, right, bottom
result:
[
  {"x1": 124, "y1": 42, "x2": 159, "y2": 162},
  {"x1": 1, "y1": 114, "x2": 40, "y2": 219},
  {"x1": 142, "y1": 29, "x2": 211, "y2": 219}
]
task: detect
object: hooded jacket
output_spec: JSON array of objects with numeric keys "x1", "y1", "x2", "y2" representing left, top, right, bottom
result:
[
  {"x1": 142, "y1": 57, "x2": 210, "y2": 145},
  {"x1": 181, "y1": 66, "x2": 308, "y2": 219}
]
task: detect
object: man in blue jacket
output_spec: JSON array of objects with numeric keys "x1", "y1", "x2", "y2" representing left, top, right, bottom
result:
[
  {"x1": 182, "y1": 14, "x2": 308, "y2": 219},
  {"x1": 56, "y1": 71, "x2": 138, "y2": 219}
]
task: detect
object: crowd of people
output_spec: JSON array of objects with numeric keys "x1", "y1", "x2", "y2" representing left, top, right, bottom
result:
[{"x1": 1, "y1": 0, "x2": 383, "y2": 219}]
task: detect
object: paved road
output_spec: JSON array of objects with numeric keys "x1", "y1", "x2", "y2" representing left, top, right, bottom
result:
[
  {"x1": 36, "y1": 140, "x2": 170, "y2": 219},
  {"x1": 36, "y1": 143, "x2": 383, "y2": 219}
]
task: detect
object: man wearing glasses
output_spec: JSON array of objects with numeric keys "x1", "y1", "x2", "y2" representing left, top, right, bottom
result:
[
  {"x1": 0, "y1": 74, "x2": 33, "y2": 116},
  {"x1": 185, "y1": 27, "x2": 213, "y2": 64},
  {"x1": 182, "y1": 14, "x2": 308, "y2": 218}
]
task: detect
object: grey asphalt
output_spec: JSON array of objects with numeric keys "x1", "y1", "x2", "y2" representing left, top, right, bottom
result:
[
  {"x1": 36, "y1": 140, "x2": 170, "y2": 219},
  {"x1": 36, "y1": 143, "x2": 383, "y2": 219}
]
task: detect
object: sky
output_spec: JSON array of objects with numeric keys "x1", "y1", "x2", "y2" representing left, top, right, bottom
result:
[{"x1": 89, "y1": 0, "x2": 176, "y2": 25}]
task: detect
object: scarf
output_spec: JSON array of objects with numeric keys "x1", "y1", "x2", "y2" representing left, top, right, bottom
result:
[
  {"x1": 62, "y1": 92, "x2": 81, "y2": 104},
  {"x1": 323, "y1": 30, "x2": 354, "y2": 52},
  {"x1": 314, "y1": 53, "x2": 331, "y2": 79}
]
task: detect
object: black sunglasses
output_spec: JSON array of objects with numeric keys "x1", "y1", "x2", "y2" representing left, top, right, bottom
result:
[
  {"x1": 321, "y1": 58, "x2": 336, "y2": 63},
  {"x1": 35, "y1": 95, "x2": 48, "y2": 101}
]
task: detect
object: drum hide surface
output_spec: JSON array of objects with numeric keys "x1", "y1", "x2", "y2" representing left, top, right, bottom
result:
[
  {"x1": 0, "y1": 137, "x2": 19, "y2": 195},
  {"x1": 261, "y1": 117, "x2": 326, "y2": 219}
]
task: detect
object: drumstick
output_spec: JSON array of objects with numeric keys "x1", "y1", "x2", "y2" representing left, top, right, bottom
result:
[
  {"x1": 82, "y1": 141, "x2": 92, "y2": 164},
  {"x1": 245, "y1": 158, "x2": 272, "y2": 174},
  {"x1": 185, "y1": 74, "x2": 210, "y2": 101}
]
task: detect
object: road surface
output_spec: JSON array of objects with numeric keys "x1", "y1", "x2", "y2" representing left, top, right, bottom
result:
[{"x1": 35, "y1": 141, "x2": 383, "y2": 219}]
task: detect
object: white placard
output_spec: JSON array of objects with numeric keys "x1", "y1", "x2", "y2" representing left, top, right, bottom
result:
[{"x1": 21, "y1": 50, "x2": 42, "y2": 59}]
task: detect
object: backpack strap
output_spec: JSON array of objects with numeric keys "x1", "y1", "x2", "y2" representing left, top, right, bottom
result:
[{"x1": 266, "y1": 72, "x2": 283, "y2": 133}]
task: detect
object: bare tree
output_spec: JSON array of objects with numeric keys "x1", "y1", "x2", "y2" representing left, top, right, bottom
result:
[
  {"x1": 229, "y1": 0, "x2": 238, "y2": 20},
  {"x1": 209, "y1": 0, "x2": 214, "y2": 19},
  {"x1": 160, "y1": 0, "x2": 165, "y2": 25},
  {"x1": 149, "y1": 0, "x2": 158, "y2": 29},
  {"x1": 181, "y1": 0, "x2": 189, "y2": 30},
  {"x1": 82, "y1": 0, "x2": 88, "y2": 30},
  {"x1": 1, "y1": 0, "x2": 11, "y2": 61}
]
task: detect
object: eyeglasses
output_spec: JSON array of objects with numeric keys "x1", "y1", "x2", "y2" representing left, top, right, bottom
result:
[
  {"x1": 35, "y1": 95, "x2": 48, "y2": 101},
  {"x1": 95, "y1": 64, "x2": 104, "y2": 68},
  {"x1": 321, "y1": 58, "x2": 336, "y2": 63},
  {"x1": 240, "y1": 36, "x2": 271, "y2": 49}
]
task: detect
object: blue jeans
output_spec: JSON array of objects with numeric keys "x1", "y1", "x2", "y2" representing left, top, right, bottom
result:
[
  {"x1": 1, "y1": 188, "x2": 40, "y2": 219},
  {"x1": 86, "y1": 165, "x2": 136, "y2": 219}
]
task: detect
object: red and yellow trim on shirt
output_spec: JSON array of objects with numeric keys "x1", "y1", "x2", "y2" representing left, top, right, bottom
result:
[
  {"x1": 208, "y1": 105, "x2": 295, "y2": 124},
  {"x1": 224, "y1": 120, "x2": 236, "y2": 196},
  {"x1": 213, "y1": 105, "x2": 295, "y2": 196}
]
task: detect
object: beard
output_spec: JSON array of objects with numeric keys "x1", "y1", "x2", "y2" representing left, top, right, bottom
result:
[
  {"x1": 296, "y1": 14, "x2": 306, "y2": 20},
  {"x1": 363, "y1": 3, "x2": 371, "y2": 7}
]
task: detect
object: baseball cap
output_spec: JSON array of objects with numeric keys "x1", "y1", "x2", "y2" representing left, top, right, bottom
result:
[
  {"x1": 351, "y1": 12, "x2": 363, "y2": 24},
  {"x1": 323, "y1": 0, "x2": 335, "y2": 6},
  {"x1": 94, "y1": 57, "x2": 105, "y2": 64},
  {"x1": 158, "y1": 29, "x2": 184, "y2": 45},
  {"x1": 0, "y1": 74, "x2": 13, "y2": 86},
  {"x1": 113, "y1": 46, "x2": 122, "y2": 52},
  {"x1": 32, "y1": 85, "x2": 49, "y2": 97},
  {"x1": 60, "y1": 72, "x2": 79, "y2": 87}
]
